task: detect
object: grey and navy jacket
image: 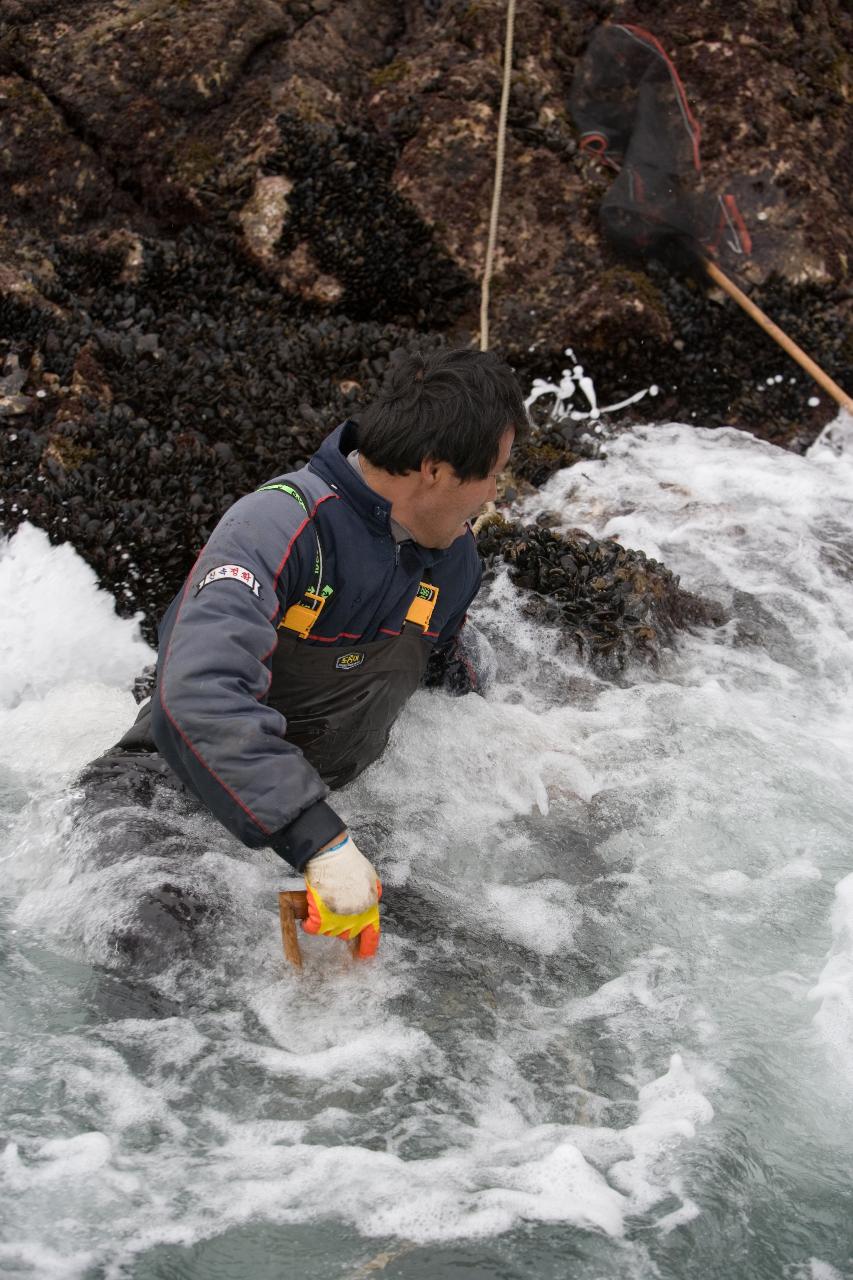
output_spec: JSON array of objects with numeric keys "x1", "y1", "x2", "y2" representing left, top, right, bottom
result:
[{"x1": 150, "y1": 421, "x2": 483, "y2": 870}]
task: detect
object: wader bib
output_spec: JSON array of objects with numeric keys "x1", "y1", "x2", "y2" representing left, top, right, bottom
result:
[
  {"x1": 268, "y1": 625, "x2": 430, "y2": 789},
  {"x1": 261, "y1": 481, "x2": 437, "y2": 790}
]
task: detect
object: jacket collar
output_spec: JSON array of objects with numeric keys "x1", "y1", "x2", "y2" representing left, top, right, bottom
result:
[{"x1": 309, "y1": 421, "x2": 449, "y2": 566}]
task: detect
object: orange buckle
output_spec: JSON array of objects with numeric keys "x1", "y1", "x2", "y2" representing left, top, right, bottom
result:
[
  {"x1": 280, "y1": 591, "x2": 326, "y2": 639},
  {"x1": 405, "y1": 582, "x2": 439, "y2": 633}
]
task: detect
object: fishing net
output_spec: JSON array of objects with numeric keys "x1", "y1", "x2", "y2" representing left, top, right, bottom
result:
[{"x1": 570, "y1": 23, "x2": 751, "y2": 272}]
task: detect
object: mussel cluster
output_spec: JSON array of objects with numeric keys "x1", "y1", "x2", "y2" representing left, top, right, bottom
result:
[
  {"x1": 552, "y1": 262, "x2": 851, "y2": 453},
  {"x1": 267, "y1": 114, "x2": 472, "y2": 327},
  {"x1": 509, "y1": 414, "x2": 602, "y2": 489},
  {"x1": 477, "y1": 516, "x2": 724, "y2": 673},
  {"x1": 0, "y1": 224, "x2": 452, "y2": 644},
  {"x1": 0, "y1": 102, "x2": 479, "y2": 645}
]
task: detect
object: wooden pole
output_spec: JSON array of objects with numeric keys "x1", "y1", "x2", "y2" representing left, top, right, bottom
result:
[
  {"x1": 705, "y1": 260, "x2": 853, "y2": 412},
  {"x1": 278, "y1": 889, "x2": 361, "y2": 969},
  {"x1": 278, "y1": 890, "x2": 308, "y2": 970}
]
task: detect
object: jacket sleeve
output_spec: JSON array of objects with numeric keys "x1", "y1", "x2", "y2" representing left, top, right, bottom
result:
[
  {"x1": 150, "y1": 488, "x2": 344, "y2": 870},
  {"x1": 423, "y1": 532, "x2": 485, "y2": 696}
]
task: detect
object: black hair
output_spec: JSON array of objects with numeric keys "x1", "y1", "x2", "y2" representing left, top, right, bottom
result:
[{"x1": 356, "y1": 347, "x2": 529, "y2": 480}]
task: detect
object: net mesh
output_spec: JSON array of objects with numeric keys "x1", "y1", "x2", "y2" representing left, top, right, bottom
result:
[{"x1": 570, "y1": 23, "x2": 751, "y2": 271}]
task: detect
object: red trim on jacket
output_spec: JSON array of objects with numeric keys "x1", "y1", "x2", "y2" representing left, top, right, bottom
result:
[
  {"x1": 158, "y1": 550, "x2": 273, "y2": 838},
  {"x1": 160, "y1": 492, "x2": 340, "y2": 831}
]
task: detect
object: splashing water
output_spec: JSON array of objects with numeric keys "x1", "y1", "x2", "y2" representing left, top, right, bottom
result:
[
  {"x1": 525, "y1": 346, "x2": 659, "y2": 425},
  {"x1": 1, "y1": 417, "x2": 852, "y2": 1280}
]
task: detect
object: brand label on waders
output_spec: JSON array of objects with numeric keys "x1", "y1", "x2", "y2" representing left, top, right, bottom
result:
[{"x1": 335, "y1": 651, "x2": 365, "y2": 671}]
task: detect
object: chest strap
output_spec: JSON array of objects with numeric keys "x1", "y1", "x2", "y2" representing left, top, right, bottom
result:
[
  {"x1": 259, "y1": 478, "x2": 440, "y2": 640},
  {"x1": 281, "y1": 578, "x2": 440, "y2": 641},
  {"x1": 256, "y1": 480, "x2": 332, "y2": 639},
  {"x1": 405, "y1": 581, "x2": 439, "y2": 633}
]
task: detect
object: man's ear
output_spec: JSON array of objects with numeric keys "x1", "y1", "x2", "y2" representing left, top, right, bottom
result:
[{"x1": 420, "y1": 456, "x2": 443, "y2": 486}]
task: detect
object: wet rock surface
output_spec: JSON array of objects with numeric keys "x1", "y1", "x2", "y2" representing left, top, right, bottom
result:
[
  {"x1": 477, "y1": 516, "x2": 725, "y2": 673},
  {"x1": 0, "y1": 0, "x2": 850, "y2": 650}
]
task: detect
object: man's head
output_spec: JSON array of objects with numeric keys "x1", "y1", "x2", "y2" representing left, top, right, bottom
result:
[{"x1": 356, "y1": 348, "x2": 528, "y2": 549}]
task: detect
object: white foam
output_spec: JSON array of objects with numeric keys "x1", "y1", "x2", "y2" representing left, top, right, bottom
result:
[
  {"x1": 702, "y1": 869, "x2": 752, "y2": 897},
  {"x1": 245, "y1": 1023, "x2": 435, "y2": 1081},
  {"x1": 0, "y1": 524, "x2": 152, "y2": 713},
  {"x1": 3, "y1": 1132, "x2": 114, "y2": 1187},
  {"x1": 525, "y1": 347, "x2": 659, "y2": 426},
  {"x1": 794, "y1": 1263, "x2": 847, "y2": 1280},
  {"x1": 483, "y1": 879, "x2": 580, "y2": 955},
  {"x1": 809, "y1": 873, "x2": 853, "y2": 1080},
  {"x1": 0, "y1": 1242, "x2": 96, "y2": 1280},
  {"x1": 0, "y1": 683, "x2": 139, "y2": 787},
  {"x1": 2, "y1": 413, "x2": 853, "y2": 1275},
  {"x1": 608, "y1": 1055, "x2": 714, "y2": 1211}
]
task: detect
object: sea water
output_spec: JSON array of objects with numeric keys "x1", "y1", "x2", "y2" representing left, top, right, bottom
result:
[{"x1": 1, "y1": 418, "x2": 851, "y2": 1280}]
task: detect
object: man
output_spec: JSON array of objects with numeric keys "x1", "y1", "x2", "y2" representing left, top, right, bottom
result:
[{"x1": 118, "y1": 347, "x2": 526, "y2": 957}]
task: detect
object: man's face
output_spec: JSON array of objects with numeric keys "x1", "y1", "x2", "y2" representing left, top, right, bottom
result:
[{"x1": 410, "y1": 427, "x2": 515, "y2": 549}]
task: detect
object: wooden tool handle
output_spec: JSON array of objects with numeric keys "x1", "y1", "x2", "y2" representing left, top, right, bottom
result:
[
  {"x1": 280, "y1": 889, "x2": 309, "y2": 920},
  {"x1": 278, "y1": 890, "x2": 307, "y2": 969},
  {"x1": 278, "y1": 888, "x2": 361, "y2": 966},
  {"x1": 705, "y1": 261, "x2": 853, "y2": 412}
]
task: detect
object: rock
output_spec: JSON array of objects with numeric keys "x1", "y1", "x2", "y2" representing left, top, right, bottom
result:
[
  {"x1": 476, "y1": 517, "x2": 726, "y2": 674},
  {"x1": 0, "y1": 0, "x2": 849, "y2": 643},
  {"x1": 278, "y1": 241, "x2": 344, "y2": 305},
  {"x1": 0, "y1": 354, "x2": 26, "y2": 393},
  {"x1": 239, "y1": 175, "x2": 295, "y2": 265},
  {"x1": 0, "y1": 392, "x2": 33, "y2": 416}
]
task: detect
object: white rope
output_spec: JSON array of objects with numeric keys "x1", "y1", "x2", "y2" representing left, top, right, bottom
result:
[
  {"x1": 473, "y1": 0, "x2": 517, "y2": 536},
  {"x1": 479, "y1": 0, "x2": 516, "y2": 353}
]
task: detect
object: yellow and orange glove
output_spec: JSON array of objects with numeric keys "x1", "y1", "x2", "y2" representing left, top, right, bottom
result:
[{"x1": 302, "y1": 834, "x2": 381, "y2": 958}]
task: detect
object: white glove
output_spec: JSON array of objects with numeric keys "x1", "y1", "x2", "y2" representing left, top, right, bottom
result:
[{"x1": 304, "y1": 834, "x2": 379, "y2": 917}]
